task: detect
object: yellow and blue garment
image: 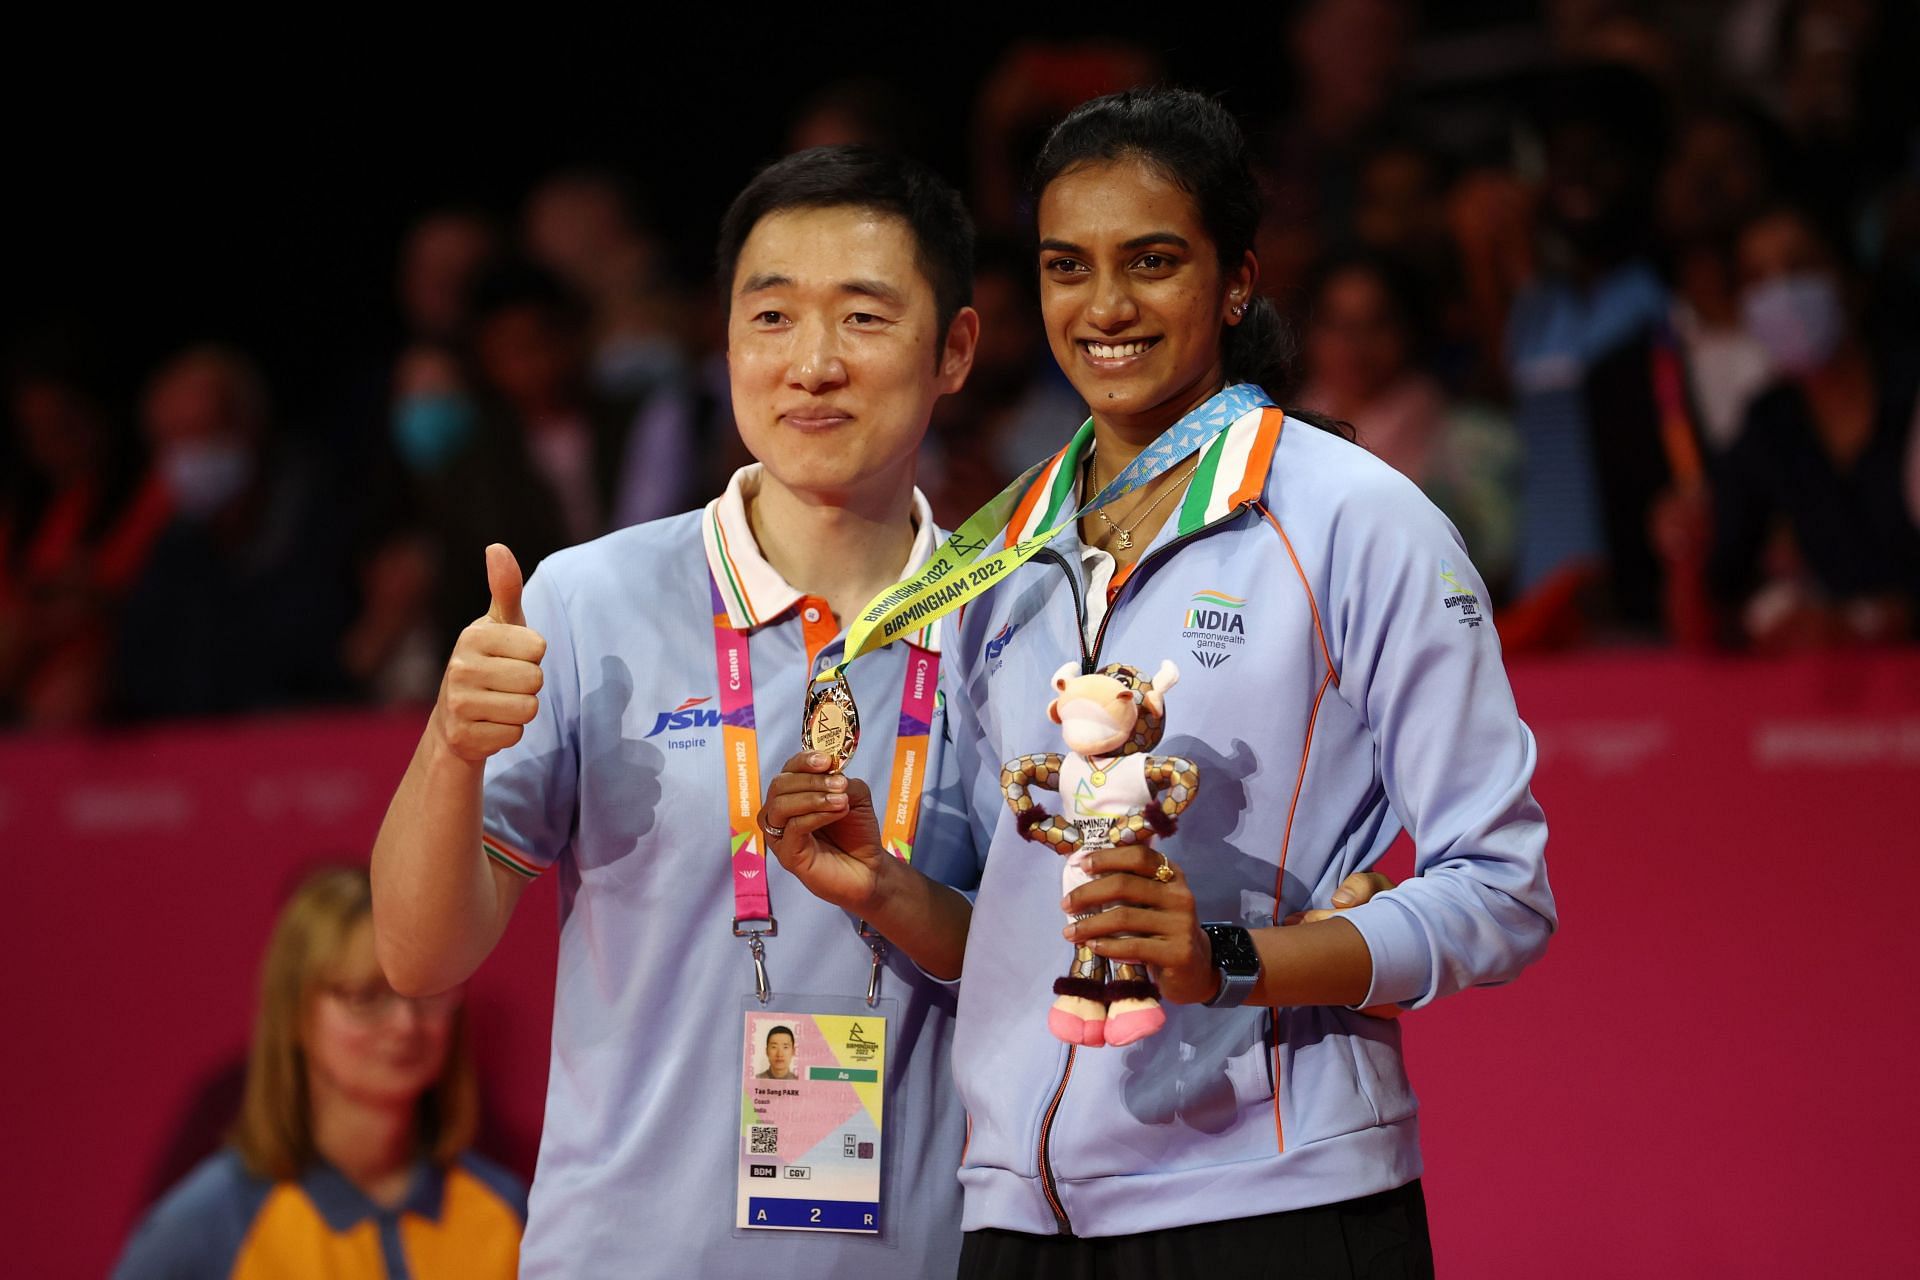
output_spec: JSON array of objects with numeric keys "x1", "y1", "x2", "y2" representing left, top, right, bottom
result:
[{"x1": 113, "y1": 1148, "x2": 525, "y2": 1279}]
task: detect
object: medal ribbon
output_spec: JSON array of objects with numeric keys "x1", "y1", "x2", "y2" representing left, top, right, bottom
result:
[
  {"x1": 817, "y1": 382, "x2": 1273, "y2": 684},
  {"x1": 712, "y1": 578, "x2": 943, "y2": 931}
]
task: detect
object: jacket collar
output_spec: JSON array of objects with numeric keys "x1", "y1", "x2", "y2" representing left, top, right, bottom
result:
[
  {"x1": 1003, "y1": 405, "x2": 1285, "y2": 548},
  {"x1": 702, "y1": 464, "x2": 940, "y2": 641},
  {"x1": 299, "y1": 1158, "x2": 444, "y2": 1231}
]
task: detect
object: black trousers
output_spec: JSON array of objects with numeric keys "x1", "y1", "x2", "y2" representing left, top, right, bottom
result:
[{"x1": 955, "y1": 1180, "x2": 1434, "y2": 1279}]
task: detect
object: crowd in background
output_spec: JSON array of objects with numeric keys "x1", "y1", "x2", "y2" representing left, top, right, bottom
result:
[{"x1": 5, "y1": 0, "x2": 1919, "y2": 731}]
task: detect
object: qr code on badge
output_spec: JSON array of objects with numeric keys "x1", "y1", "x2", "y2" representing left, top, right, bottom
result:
[{"x1": 750, "y1": 1125, "x2": 778, "y2": 1155}]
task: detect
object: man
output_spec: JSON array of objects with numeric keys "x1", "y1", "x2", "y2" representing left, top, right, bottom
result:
[
  {"x1": 370, "y1": 146, "x2": 979, "y2": 1278},
  {"x1": 756, "y1": 1026, "x2": 798, "y2": 1081}
]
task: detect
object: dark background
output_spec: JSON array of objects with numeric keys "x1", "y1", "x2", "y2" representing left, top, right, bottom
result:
[{"x1": 8, "y1": 8, "x2": 1548, "y2": 423}]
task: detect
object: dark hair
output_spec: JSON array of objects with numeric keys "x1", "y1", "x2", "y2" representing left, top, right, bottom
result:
[
  {"x1": 1735, "y1": 201, "x2": 1857, "y2": 276},
  {"x1": 1031, "y1": 88, "x2": 1348, "y2": 437},
  {"x1": 1305, "y1": 247, "x2": 1434, "y2": 361},
  {"x1": 467, "y1": 259, "x2": 589, "y2": 330},
  {"x1": 1526, "y1": 61, "x2": 1671, "y2": 178},
  {"x1": 765, "y1": 1025, "x2": 795, "y2": 1046},
  {"x1": 715, "y1": 146, "x2": 975, "y2": 340}
]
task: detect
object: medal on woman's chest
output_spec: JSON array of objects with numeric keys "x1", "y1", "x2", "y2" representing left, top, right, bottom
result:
[{"x1": 803, "y1": 675, "x2": 861, "y2": 765}]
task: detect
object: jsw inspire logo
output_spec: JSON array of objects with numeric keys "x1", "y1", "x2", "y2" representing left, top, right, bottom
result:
[
  {"x1": 984, "y1": 621, "x2": 1019, "y2": 672},
  {"x1": 644, "y1": 696, "x2": 720, "y2": 738}
]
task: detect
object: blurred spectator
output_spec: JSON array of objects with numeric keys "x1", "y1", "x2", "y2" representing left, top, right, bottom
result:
[
  {"x1": 1658, "y1": 100, "x2": 1784, "y2": 450},
  {"x1": 112, "y1": 867, "x2": 525, "y2": 1279},
  {"x1": 786, "y1": 77, "x2": 929, "y2": 156},
  {"x1": 337, "y1": 349, "x2": 458, "y2": 705},
  {"x1": 922, "y1": 236, "x2": 1084, "y2": 524},
  {"x1": 332, "y1": 208, "x2": 502, "y2": 587},
  {"x1": 970, "y1": 40, "x2": 1160, "y2": 234},
  {"x1": 1662, "y1": 205, "x2": 1919, "y2": 648},
  {"x1": 1262, "y1": 0, "x2": 1416, "y2": 307},
  {"x1": 523, "y1": 169, "x2": 706, "y2": 529},
  {"x1": 0, "y1": 358, "x2": 168, "y2": 726},
  {"x1": 1348, "y1": 132, "x2": 1487, "y2": 393},
  {"x1": 1766, "y1": 0, "x2": 1917, "y2": 241},
  {"x1": 397, "y1": 264, "x2": 633, "y2": 652},
  {"x1": 113, "y1": 346, "x2": 356, "y2": 720},
  {"x1": 1296, "y1": 251, "x2": 1520, "y2": 588},
  {"x1": 1547, "y1": 0, "x2": 1684, "y2": 87},
  {"x1": 399, "y1": 209, "x2": 503, "y2": 346},
  {"x1": 523, "y1": 167, "x2": 687, "y2": 407},
  {"x1": 1494, "y1": 62, "x2": 1684, "y2": 647}
]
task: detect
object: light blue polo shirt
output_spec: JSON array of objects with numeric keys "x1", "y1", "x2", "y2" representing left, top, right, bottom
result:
[{"x1": 481, "y1": 466, "x2": 969, "y2": 1278}]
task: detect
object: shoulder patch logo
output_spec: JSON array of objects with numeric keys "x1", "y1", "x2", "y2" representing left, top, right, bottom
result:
[
  {"x1": 1182, "y1": 589, "x2": 1248, "y2": 668},
  {"x1": 1440, "y1": 559, "x2": 1485, "y2": 628}
]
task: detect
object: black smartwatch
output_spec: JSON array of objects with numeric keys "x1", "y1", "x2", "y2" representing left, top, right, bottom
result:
[{"x1": 1200, "y1": 922, "x2": 1261, "y2": 1008}]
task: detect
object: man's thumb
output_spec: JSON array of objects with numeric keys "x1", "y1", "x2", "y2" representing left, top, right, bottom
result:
[{"x1": 485, "y1": 544, "x2": 526, "y2": 625}]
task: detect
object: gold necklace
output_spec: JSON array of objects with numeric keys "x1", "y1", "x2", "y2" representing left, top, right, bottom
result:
[{"x1": 1087, "y1": 451, "x2": 1202, "y2": 551}]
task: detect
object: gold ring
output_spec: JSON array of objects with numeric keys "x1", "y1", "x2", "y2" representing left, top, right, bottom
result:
[{"x1": 1153, "y1": 853, "x2": 1175, "y2": 883}]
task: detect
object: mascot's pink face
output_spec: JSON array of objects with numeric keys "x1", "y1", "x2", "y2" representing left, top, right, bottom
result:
[{"x1": 1048, "y1": 670, "x2": 1142, "y2": 756}]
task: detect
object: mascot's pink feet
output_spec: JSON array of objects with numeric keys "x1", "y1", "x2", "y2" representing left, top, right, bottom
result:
[
  {"x1": 1048, "y1": 1004, "x2": 1107, "y2": 1046},
  {"x1": 1049, "y1": 982, "x2": 1109, "y2": 1046},
  {"x1": 1102, "y1": 1003, "x2": 1165, "y2": 1046}
]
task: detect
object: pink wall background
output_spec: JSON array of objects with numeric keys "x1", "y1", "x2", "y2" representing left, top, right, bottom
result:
[{"x1": 5, "y1": 652, "x2": 1916, "y2": 1276}]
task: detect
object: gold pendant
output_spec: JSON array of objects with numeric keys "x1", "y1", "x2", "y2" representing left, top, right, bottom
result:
[
  {"x1": 1115, "y1": 529, "x2": 1133, "y2": 550},
  {"x1": 1090, "y1": 770, "x2": 1107, "y2": 786},
  {"x1": 803, "y1": 675, "x2": 861, "y2": 766}
]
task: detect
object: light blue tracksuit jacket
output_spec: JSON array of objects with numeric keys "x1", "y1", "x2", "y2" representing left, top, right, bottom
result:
[{"x1": 928, "y1": 399, "x2": 1557, "y2": 1237}]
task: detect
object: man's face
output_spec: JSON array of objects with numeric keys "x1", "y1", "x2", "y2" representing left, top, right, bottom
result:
[
  {"x1": 727, "y1": 206, "x2": 975, "y2": 506},
  {"x1": 765, "y1": 1031, "x2": 796, "y2": 1078}
]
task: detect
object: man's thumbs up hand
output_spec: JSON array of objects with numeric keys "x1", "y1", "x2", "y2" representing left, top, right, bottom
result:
[
  {"x1": 434, "y1": 545, "x2": 548, "y2": 764},
  {"x1": 485, "y1": 543, "x2": 526, "y2": 627}
]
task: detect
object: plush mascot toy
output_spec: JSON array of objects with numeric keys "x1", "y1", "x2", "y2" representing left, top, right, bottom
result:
[{"x1": 1000, "y1": 660, "x2": 1199, "y2": 1047}]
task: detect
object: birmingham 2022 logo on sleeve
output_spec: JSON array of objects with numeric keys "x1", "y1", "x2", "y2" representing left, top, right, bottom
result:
[
  {"x1": 1182, "y1": 589, "x2": 1248, "y2": 669},
  {"x1": 1439, "y1": 561, "x2": 1485, "y2": 629}
]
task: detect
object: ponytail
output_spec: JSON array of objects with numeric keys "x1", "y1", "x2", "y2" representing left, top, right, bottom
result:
[{"x1": 1226, "y1": 296, "x2": 1353, "y2": 441}]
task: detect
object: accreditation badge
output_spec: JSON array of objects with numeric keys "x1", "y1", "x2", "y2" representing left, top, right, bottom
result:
[{"x1": 737, "y1": 1001, "x2": 890, "y2": 1233}]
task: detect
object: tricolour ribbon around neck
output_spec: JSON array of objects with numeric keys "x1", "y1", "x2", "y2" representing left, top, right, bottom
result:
[{"x1": 818, "y1": 383, "x2": 1273, "y2": 685}]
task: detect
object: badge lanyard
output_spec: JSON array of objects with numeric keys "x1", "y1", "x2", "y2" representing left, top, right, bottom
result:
[
  {"x1": 816, "y1": 382, "x2": 1273, "y2": 688},
  {"x1": 711, "y1": 576, "x2": 940, "y2": 1004}
]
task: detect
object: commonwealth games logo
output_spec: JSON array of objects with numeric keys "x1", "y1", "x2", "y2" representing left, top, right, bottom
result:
[{"x1": 1181, "y1": 590, "x2": 1247, "y2": 669}]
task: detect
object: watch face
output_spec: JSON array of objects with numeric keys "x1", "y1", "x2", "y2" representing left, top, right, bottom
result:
[{"x1": 1203, "y1": 924, "x2": 1260, "y2": 976}]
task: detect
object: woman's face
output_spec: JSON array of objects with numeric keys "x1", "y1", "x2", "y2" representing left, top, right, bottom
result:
[
  {"x1": 1306, "y1": 267, "x2": 1408, "y2": 403},
  {"x1": 1736, "y1": 210, "x2": 1835, "y2": 290},
  {"x1": 1037, "y1": 158, "x2": 1252, "y2": 437},
  {"x1": 301, "y1": 922, "x2": 458, "y2": 1111}
]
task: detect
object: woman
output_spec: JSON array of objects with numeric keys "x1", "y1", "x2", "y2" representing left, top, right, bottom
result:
[
  {"x1": 0, "y1": 364, "x2": 169, "y2": 726},
  {"x1": 1296, "y1": 248, "x2": 1519, "y2": 590},
  {"x1": 1682, "y1": 205, "x2": 1920, "y2": 647},
  {"x1": 769, "y1": 87, "x2": 1554, "y2": 1277},
  {"x1": 113, "y1": 867, "x2": 525, "y2": 1279}
]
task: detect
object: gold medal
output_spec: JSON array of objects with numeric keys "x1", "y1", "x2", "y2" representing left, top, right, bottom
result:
[{"x1": 803, "y1": 675, "x2": 861, "y2": 766}]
